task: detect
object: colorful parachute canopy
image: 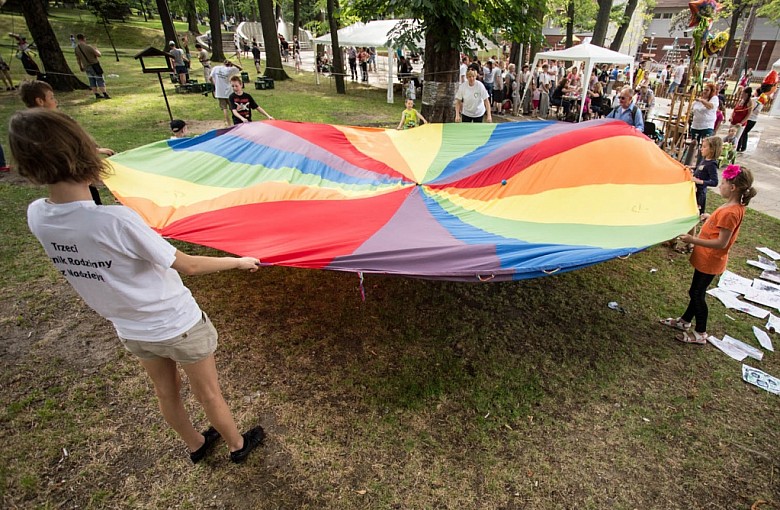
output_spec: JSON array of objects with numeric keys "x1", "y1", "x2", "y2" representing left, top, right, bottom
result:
[{"x1": 104, "y1": 119, "x2": 698, "y2": 282}]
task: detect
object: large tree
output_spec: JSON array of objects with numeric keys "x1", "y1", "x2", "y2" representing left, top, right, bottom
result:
[
  {"x1": 21, "y1": 0, "x2": 89, "y2": 91},
  {"x1": 185, "y1": 0, "x2": 200, "y2": 33},
  {"x1": 155, "y1": 0, "x2": 178, "y2": 45},
  {"x1": 565, "y1": 0, "x2": 575, "y2": 48},
  {"x1": 591, "y1": 0, "x2": 614, "y2": 46},
  {"x1": 732, "y1": 0, "x2": 763, "y2": 78},
  {"x1": 258, "y1": 0, "x2": 291, "y2": 80},
  {"x1": 720, "y1": 0, "x2": 749, "y2": 74},
  {"x1": 609, "y1": 0, "x2": 640, "y2": 51},
  {"x1": 350, "y1": 0, "x2": 545, "y2": 122},
  {"x1": 326, "y1": 0, "x2": 345, "y2": 93},
  {"x1": 207, "y1": 0, "x2": 225, "y2": 61},
  {"x1": 293, "y1": 0, "x2": 301, "y2": 40}
]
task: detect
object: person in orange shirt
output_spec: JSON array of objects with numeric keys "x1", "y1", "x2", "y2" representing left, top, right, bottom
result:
[{"x1": 660, "y1": 165, "x2": 757, "y2": 344}]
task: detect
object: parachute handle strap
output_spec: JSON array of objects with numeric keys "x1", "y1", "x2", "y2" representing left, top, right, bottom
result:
[
  {"x1": 477, "y1": 274, "x2": 496, "y2": 282},
  {"x1": 542, "y1": 267, "x2": 561, "y2": 275}
]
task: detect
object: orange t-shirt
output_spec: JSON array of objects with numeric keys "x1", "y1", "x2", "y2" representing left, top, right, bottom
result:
[{"x1": 689, "y1": 203, "x2": 745, "y2": 275}]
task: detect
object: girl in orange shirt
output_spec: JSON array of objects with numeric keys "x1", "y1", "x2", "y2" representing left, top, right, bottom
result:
[{"x1": 660, "y1": 165, "x2": 757, "y2": 344}]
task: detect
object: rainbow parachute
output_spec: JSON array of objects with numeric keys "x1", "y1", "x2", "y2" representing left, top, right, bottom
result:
[{"x1": 105, "y1": 119, "x2": 698, "y2": 281}]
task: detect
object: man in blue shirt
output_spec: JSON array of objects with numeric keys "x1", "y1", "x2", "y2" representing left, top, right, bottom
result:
[{"x1": 606, "y1": 86, "x2": 644, "y2": 132}]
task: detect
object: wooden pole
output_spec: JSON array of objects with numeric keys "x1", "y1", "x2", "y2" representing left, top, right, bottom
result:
[{"x1": 158, "y1": 73, "x2": 173, "y2": 121}]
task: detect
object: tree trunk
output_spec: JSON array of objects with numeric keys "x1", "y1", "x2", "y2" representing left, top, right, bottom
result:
[
  {"x1": 21, "y1": 0, "x2": 88, "y2": 91},
  {"x1": 186, "y1": 0, "x2": 199, "y2": 34},
  {"x1": 258, "y1": 0, "x2": 290, "y2": 80},
  {"x1": 565, "y1": 0, "x2": 574, "y2": 48},
  {"x1": 207, "y1": 0, "x2": 225, "y2": 62},
  {"x1": 421, "y1": 20, "x2": 460, "y2": 123},
  {"x1": 140, "y1": 0, "x2": 149, "y2": 21},
  {"x1": 326, "y1": 0, "x2": 345, "y2": 94},
  {"x1": 732, "y1": 1, "x2": 761, "y2": 80},
  {"x1": 609, "y1": 0, "x2": 639, "y2": 52},
  {"x1": 591, "y1": 0, "x2": 613, "y2": 47},
  {"x1": 722, "y1": 0, "x2": 746, "y2": 76},
  {"x1": 293, "y1": 0, "x2": 300, "y2": 41},
  {"x1": 155, "y1": 0, "x2": 178, "y2": 46},
  {"x1": 510, "y1": 41, "x2": 521, "y2": 69}
]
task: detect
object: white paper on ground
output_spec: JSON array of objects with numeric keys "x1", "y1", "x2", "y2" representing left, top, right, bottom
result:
[
  {"x1": 707, "y1": 288, "x2": 770, "y2": 318},
  {"x1": 760, "y1": 270, "x2": 780, "y2": 284},
  {"x1": 743, "y1": 289, "x2": 780, "y2": 311},
  {"x1": 757, "y1": 247, "x2": 780, "y2": 260},
  {"x1": 708, "y1": 336, "x2": 749, "y2": 361},
  {"x1": 753, "y1": 326, "x2": 774, "y2": 352},
  {"x1": 742, "y1": 365, "x2": 780, "y2": 395},
  {"x1": 767, "y1": 313, "x2": 780, "y2": 333},
  {"x1": 718, "y1": 270, "x2": 753, "y2": 295},
  {"x1": 747, "y1": 256, "x2": 778, "y2": 271},
  {"x1": 722, "y1": 334, "x2": 764, "y2": 361},
  {"x1": 752, "y1": 278, "x2": 780, "y2": 293}
]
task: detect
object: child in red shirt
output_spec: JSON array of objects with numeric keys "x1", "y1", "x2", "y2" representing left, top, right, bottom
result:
[{"x1": 660, "y1": 165, "x2": 757, "y2": 344}]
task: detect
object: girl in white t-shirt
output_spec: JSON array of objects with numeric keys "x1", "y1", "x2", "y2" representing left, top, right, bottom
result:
[{"x1": 9, "y1": 108, "x2": 265, "y2": 465}]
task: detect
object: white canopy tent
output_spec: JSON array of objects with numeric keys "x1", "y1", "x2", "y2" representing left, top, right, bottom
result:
[
  {"x1": 312, "y1": 19, "x2": 422, "y2": 103},
  {"x1": 526, "y1": 43, "x2": 635, "y2": 122}
]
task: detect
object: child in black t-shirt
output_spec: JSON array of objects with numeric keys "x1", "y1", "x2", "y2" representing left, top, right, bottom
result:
[{"x1": 228, "y1": 75, "x2": 274, "y2": 125}]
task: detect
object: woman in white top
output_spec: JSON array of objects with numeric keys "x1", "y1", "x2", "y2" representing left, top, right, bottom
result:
[
  {"x1": 690, "y1": 82, "x2": 719, "y2": 142},
  {"x1": 455, "y1": 69, "x2": 492, "y2": 123}
]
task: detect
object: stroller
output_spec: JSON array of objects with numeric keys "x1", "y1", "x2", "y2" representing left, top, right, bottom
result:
[{"x1": 643, "y1": 121, "x2": 664, "y2": 145}]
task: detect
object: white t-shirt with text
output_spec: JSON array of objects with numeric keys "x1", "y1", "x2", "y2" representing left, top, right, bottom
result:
[{"x1": 27, "y1": 200, "x2": 201, "y2": 341}]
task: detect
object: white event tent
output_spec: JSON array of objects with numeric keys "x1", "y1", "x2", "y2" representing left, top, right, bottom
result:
[
  {"x1": 527, "y1": 43, "x2": 635, "y2": 122},
  {"x1": 312, "y1": 19, "x2": 422, "y2": 103}
]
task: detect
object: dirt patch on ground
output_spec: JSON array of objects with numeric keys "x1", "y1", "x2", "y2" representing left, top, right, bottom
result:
[{"x1": 0, "y1": 280, "x2": 116, "y2": 373}]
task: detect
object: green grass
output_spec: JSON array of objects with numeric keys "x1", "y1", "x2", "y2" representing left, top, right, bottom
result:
[{"x1": 0, "y1": 7, "x2": 779, "y2": 510}]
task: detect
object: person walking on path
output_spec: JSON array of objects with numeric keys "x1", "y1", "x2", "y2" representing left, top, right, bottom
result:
[
  {"x1": 210, "y1": 60, "x2": 241, "y2": 126},
  {"x1": 729, "y1": 86, "x2": 753, "y2": 145},
  {"x1": 9, "y1": 108, "x2": 266, "y2": 464},
  {"x1": 660, "y1": 165, "x2": 757, "y2": 344},
  {"x1": 74, "y1": 34, "x2": 110, "y2": 100},
  {"x1": 736, "y1": 87, "x2": 764, "y2": 153}
]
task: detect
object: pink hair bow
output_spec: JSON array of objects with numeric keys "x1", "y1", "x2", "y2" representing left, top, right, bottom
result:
[{"x1": 723, "y1": 164, "x2": 741, "y2": 180}]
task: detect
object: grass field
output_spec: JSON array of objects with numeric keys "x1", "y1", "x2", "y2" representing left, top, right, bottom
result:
[{"x1": 1, "y1": 7, "x2": 779, "y2": 510}]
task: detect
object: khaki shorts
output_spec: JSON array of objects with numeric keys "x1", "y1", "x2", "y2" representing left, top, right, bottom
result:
[
  {"x1": 218, "y1": 97, "x2": 230, "y2": 110},
  {"x1": 119, "y1": 312, "x2": 218, "y2": 364}
]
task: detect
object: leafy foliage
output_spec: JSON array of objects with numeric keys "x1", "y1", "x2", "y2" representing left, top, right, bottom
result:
[
  {"x1": 346, "y1": 0, "x2": 546, "y2": 52},
  {"x1": 546, "y1": 0, "x2": 599, "y2": 33},
  {"x1": 758, "y1": 0, "x2": 780, "y2": 25},
  {"x1": 87, "y1": 0, "x2": 133, "y2": 21}
]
